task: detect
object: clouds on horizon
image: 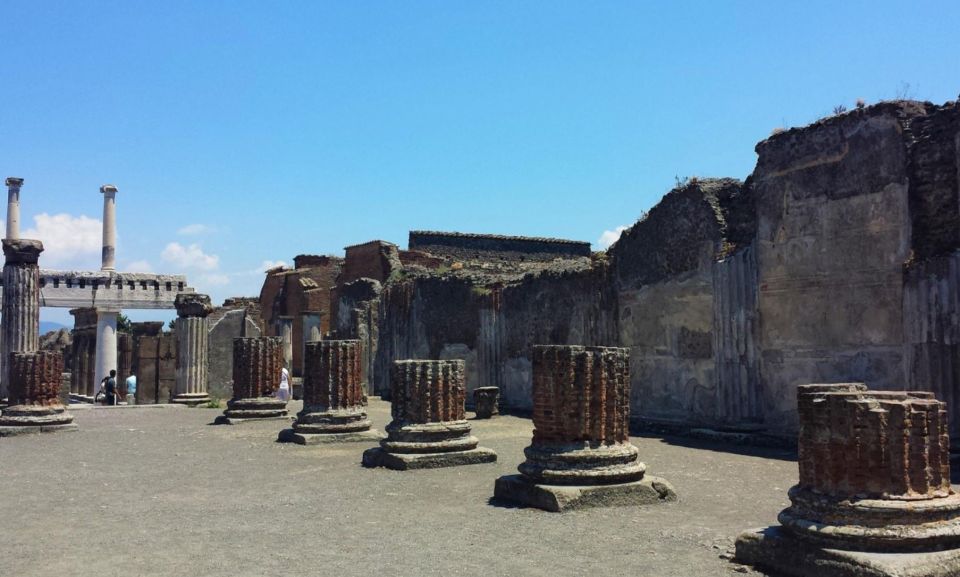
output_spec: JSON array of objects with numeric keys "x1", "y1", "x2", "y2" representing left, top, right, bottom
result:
[{"x1": 596, "y1": 225, "x2": 628, "y2": 250}]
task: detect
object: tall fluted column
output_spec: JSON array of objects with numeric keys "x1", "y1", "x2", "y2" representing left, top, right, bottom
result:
[
  {"x1": 277, "y1": 316, "x2": 294, "y2": 373},
  {"x1": 172, "y1": 293, "x2": 212, "y2": 405},
  {"x1": 93, "y1": 308, "x2": 118, "y2": 389},
  {"x1": 100, "y1": 184, "x2": 117, "y2": 271},
  {"x1": 363, "y1": 359, "x2": 496, "y2": 470},
  {"x1": 1, "y1": 239, "x2": 43, "y2": 401},
  {"x1": 5, "y1": 177, "x2": 23, "y2": 240},
  {"x1": 0, "y1": 351, "x2": 76, "y2": 434},
  {"x1": 494, "y1": 345, "x2": 676, "y2": 511},
  {"x1": 736, "y1": 384, "x2": 960, "y2": 574},
  {"x1": 214, "y1": 337, "x2": 288, "y2": 424},
  {"x1": 279, "y1": 340, "x2": 382, "y2": 444}
]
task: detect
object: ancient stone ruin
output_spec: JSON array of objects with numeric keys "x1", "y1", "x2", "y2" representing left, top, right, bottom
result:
[
  {"x1": 362, "y1": 359, "x2": 496, "y2": 470},
  {"x1": 1, "y1": 238, "x2": 43, "y2": 403},
  {"x1": 494, "y1": 345, "x2": 676, "y2": 512},
  {"x1": 172, "y1": 293, "x2": 213, "y2": 406},
  {"x1": 0, "y1": 351, "x2": 75, "y2": 435},
  {"x1": 736, "y1": 383, "x2": 960, "y2": 576},
  {"x1": 278, "y1": 339, "x2": 383, "y2": 444},
  {"x1": 473, "y1": 386, "x2": 499, "y2": 419},
  {"x1": 214, "y1": 337, "x2": 288, "y2": 424}
]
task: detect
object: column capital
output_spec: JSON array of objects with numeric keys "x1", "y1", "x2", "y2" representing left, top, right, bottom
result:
[
  {"x1": 5, "y1": 177, "x2": 23, "y2": 188},
  {"x1": 100, "y1": 184, "x2": 118, "y2": 194},
  {"x1": 175, "y1": 293, "x2": 213, "y2": 318},
  {"x1": 95, "y1": 307, "x2": 121, "y2": 316},
  {"x1": 2, "y1": 238, "x2": 43, "y2": 265}
]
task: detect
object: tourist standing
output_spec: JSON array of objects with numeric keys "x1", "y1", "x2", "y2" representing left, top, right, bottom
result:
[
  {"x1": 101, "y1": 370, "x2": 119, "y2": 406},
  {"x1": 277, "y1": 366, "x2": 290, "y2": 402},
  {"x1": 125, "y1": 373, "x2": 137, "y2": 405}
]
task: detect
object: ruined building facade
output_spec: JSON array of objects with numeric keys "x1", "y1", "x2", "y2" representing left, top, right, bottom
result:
[{"x1": 261, "y1": 98, "x2": 960, "y2": 439}]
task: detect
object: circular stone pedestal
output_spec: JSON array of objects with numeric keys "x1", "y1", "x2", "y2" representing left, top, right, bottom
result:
[
  {"x1": 171, "y1": 393, "x2": 211, "y2": 406},
  {"x1": 0, "y1": 404, "x2": 77, "y2": 436},
  {"x1": 362, "y1": 420, "x2": 497, "y2": 470},
  {"x1": 278, "y1": 407, "x2": 384, "y2": 444},
  {"x1": 214, "y1": 397, "x2": 288, "y2": 425}
]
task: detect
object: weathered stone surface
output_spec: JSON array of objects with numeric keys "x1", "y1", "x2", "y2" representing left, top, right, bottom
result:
[
  {"x1": 473, "y1": 386, "x2": 499, "y2": 418},
  {"x1": 0, "y1": 351, "x2": 75, "y2": 432},
  {"x1": 363, "y1": 359, "x2": 496, "y2": 470},
  {"x1": 215, "y1": 337, "x2": 287, "y2": 423},
  {"x1": 736, "y1": 383, "x2": 960, "y2": 576},
  {"x1": 494, "y1": 345, "x2": 676, "y2": 511},
  {"x1": 1, "y1": 238, "x2": 42, "y2": 400},
  {"x1": 172, "y1": 294, "x2": 212, "y2": 406},
  {"x1": 279, "y1": 340, "x2": 382, "y2": 444}
]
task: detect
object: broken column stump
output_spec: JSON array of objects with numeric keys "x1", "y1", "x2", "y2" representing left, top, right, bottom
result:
[
  {"x1": 473, "y1": 386, "x2": 499, "y2": 419},
  {"x1": 0, "y1": 351, "x2": 76, "y2": 436},
  {"x1": 278, "y1": 340, "x2": 383, "y2": 444},
  {"x1": 494, "y1": 345, "x2": 677, "y2": 512},
  {"x1": 362, "y1": 359, "x2": 496, "y2": 470},
  {"x1": 214, "y1": 337, "x2": 288, "y2": 425},
  {"x1": 736, "y1": 383, "x2": 960, "y2": 577}
]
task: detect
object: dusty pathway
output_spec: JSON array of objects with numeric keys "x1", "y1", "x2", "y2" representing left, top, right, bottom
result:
[{"x1": 1, "y1": 399, "x2": 802, "y2": 576}]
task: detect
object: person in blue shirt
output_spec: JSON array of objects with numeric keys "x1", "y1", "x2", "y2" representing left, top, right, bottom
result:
[{"x1": 125, "y1": 374, "x2": 137, "y2": 405}]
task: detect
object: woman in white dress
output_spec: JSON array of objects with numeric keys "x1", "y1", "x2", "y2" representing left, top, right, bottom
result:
[{"x1": 277, "y1": 367, "x2": 291, "y2": 402}]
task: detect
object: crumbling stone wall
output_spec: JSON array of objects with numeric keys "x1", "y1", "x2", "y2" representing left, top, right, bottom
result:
[
  {"x1": 409, "y1": 231, "x2": 591, "y2": 261},
  {"x1": 259, "y1": 256, "x2": 341, "y2": 376}
]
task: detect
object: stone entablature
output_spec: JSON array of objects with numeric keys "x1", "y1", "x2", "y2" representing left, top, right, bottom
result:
[{"x1": 19, "y1": 271, "x2": 194, "y2": 309}]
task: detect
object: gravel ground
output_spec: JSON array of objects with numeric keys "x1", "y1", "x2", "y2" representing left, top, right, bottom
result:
[{"x1": 0, "y1": 399, "x2": 801, "y2": 577}]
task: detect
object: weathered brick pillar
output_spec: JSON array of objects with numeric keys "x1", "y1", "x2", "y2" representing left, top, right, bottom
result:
[
  {"x1": 0, "y1": 351, "x2": 76, "y2": 434},
  {"x1": 214, "y1": 337, "x2": 288, "y2": 424},
  {"x1": 494, "y1": 346, "x2": 676, "y2": 511},
  {"x1": 172, "y1": 293, "x2": 212, "y2": 406},
  {"x1": 279, "y1": 340, "x2": 382, "y2": 444},
  {"x1": 1, "y1": 239, "x2": 43, "y2": 401},
  {"x1": 362, "y1": 359, "x2": 496, "y2": 470},
  {"x1": 736, "y1": 384, "x2": 960, "y2": 574}
]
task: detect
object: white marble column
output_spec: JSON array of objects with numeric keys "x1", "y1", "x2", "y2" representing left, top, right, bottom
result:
[
  {"x1": 5, "y1": 177, "x2": 23, "y2": 241},
  {"x1": 94, "y1": 308, "x2": 119, "y2": 389},
  {"x1": 0, "y1": 239, "x2": 43, "y2": 399},
  {"x1": 100, "y1": 184, "x2": 118, "y2": 271},
  {"x1": 172, "y1": 293, "x2": 212, "y2": 405},
  {"x1": 300, "y1": 312, "x2": 322, "y2": 372},
  {"x1": 278, "y1": 316, "x2": 294, "y2": 373}
]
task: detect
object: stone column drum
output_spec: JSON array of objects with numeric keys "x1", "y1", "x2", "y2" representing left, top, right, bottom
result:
[
  {"x1": 1, "y1": 239, "x2": 43, "y2": 402},
  {"x1": 214, "y1": 337, "x2": 288, "y2": 424},
  {"x1": 0, "y1": 351, "x2": 76, "y2": 435},
  {"x1": 362, "y1": 359, "x2": 496, "y2": 470},
  {"x1": 494, "y1": 345, "x2": 677, "y2": 512},
  {"x1": 736, "y1": 384, "x2": 960, "y2": 577},
  {"x1": 172, "y1": 293, "x2": 213, "y2": 406},
  {"x1": 278, "y1": 340, "x2": 383, "y2": 444},
  {"x1": 473, "y1": 386, "x2": 500, "y2": 419}
]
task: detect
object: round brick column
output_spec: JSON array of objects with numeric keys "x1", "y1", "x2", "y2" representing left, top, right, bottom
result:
[
  {"x1": 216, "y1": 337, "x2": 287, "y2": 423},
  {"x1": 778, "y1": 384, "x2": 960, "y2": 552},
  {"x1": 519, "y1": 345, "x2": 643, "y2": 485},
  {"x1": 0, "y1": 351, "x2": 75, "y2": 432},
  {"x1": 363, "y1": 359, "x2": 496, "y2": 469},
  {"x1": 279, "y1": 340, "x2": 382, "y2": 444}
]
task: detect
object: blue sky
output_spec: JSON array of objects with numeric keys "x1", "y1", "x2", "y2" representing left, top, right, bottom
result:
[{"x1": 2, "y1": 1, "x2": 958, "y2": 325}]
